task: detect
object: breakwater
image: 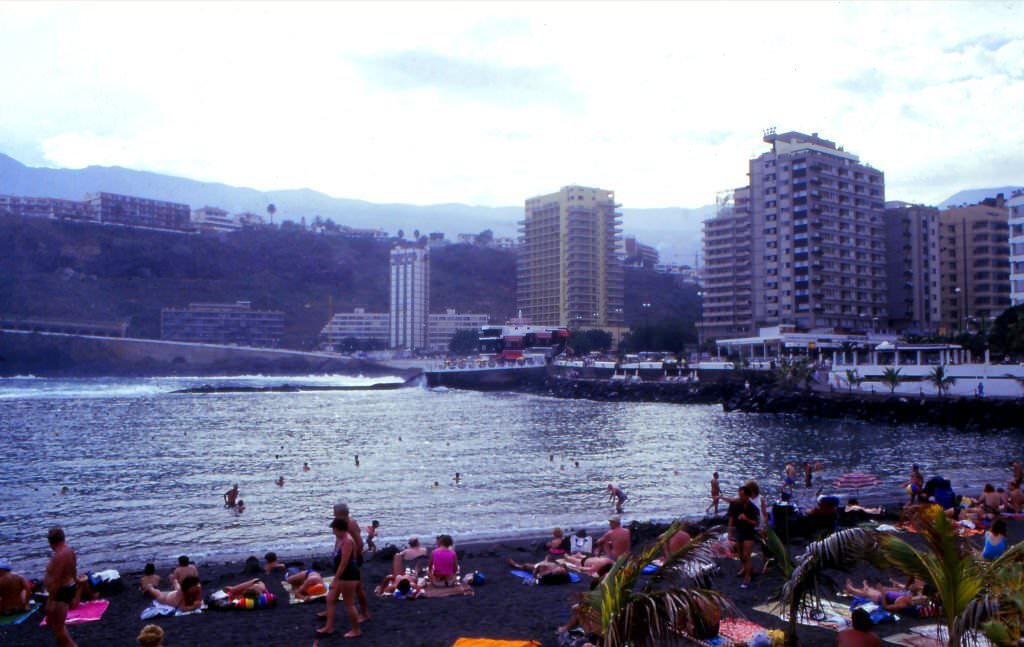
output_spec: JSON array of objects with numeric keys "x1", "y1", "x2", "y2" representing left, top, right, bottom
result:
[{"x1": 519, "y1": 373, "x2": 1024, "y2": 431}]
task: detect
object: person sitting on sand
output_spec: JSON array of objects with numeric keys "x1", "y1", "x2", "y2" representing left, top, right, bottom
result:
[
  {"x1": 560, "y1": 553, "x2": 616, "y2": 575},
  {"x1": 223, "y1": 578, "x2": 267, "y2": 597},
  {"x1": 142, "y1": 575, "x2": 203, "y2": 612},
  {"x1": 977, "y1": 484, "x2": 1004, "y2": 519},
  {"x1": 139, "y1": 563, "x2": 161, "y2": 597},
  {"x1": 169, "y1": 556, "x2": 198, "y2": 586},
  {"x1": 507, "y1": 558, "x2": 572, "y2": 585},
  {"x1": 837, "y1": 608, "x2": 882, "y2": 647},
  {"x1": 664, "y1": 526, "x2": 692, "y2": 562},
  {"x1": 263, "y1": 552, "x2": 285, "y2": 574},
  {"x1": 1007, "y1": 482, "x2": 1024, "y2": 513},
  {"x1": 286, "y1": 568, "x2": 326, "y2": 601},
  {"x1": 428, "y1": 534, "x2": 459, "y2": 587},
  {"x1": 982, "y1": 519, "x2": 1008, "y2": 561},
  {"x1": 595, "y1": 516, "x2": 631, "y2": 559},
  {"x1": 0, "y1": 559, "x2": 33, "y2": 615},
  {"x1": 393, "y1": 537, "x2": 429, "y2": 577},
  {"x1": 547, "y1": 527, "x2": 569, "y2": 556}
]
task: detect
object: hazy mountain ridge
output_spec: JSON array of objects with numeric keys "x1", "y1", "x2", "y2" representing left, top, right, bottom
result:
[{"x1": 0, "y1": 153, "x2": 712, "y2": 262}]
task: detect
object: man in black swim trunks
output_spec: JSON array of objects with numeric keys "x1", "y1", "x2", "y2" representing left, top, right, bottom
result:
[{"x1": 44, "y1": 526, "x2": 77, "y2": 647}]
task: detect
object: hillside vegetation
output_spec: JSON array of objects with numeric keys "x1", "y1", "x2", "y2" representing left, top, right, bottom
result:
[{"x1": 0, "y1": 216, "x2": 697, "y2": 350}]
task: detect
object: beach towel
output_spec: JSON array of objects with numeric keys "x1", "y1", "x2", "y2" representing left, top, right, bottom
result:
[
  {"x1": 281, "y1": 576, "x2": 334, "y2": 604},
  {"x1": 41, "y1": 599, "x2": 109, "y2": 626},
  {"x1": 718, "y1": 617, "x2": 768, "y2": 645},
  {"x1": 754, "y1": 599, "x2": 851, "y2": 631},
  {"x1": 0, "y1": 601, "x2": 41, "y2": 626},
  {"x1": 421, "y1": 584, "x2": 475, "y2": 598},
  {"x1": 509, "y1": 569, "x2": 580, "y2": 585},
  {"x1": 139, "y1": 600, "x2": 206, "y2": 620},
  {"x1": 452, "y1": 639, "x2": 539, "y2": 647}
]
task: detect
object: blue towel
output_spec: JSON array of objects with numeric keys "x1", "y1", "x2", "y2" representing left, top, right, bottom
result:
[{"x1": 509, "y1": 569, "x2": 580, "y2": 584}]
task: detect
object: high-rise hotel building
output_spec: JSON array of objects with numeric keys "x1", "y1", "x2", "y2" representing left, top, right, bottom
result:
[
  {"x1": 389, "y1": 245, "x2": 429, "y2": 350},
  {"x1": 517, "y1": 186, "x2": 625, "y2": 331},
  {"x1": 701, "y1": 131, "x2": 887, "y2": 340},
  {"x1": 1009, "y1": 191, "x2": 1024, "y2": 308}
]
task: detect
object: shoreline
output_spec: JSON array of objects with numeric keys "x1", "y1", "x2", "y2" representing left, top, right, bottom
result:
[{"x1": 7, "y1": 491, "x2": 1015, "y2": 647}]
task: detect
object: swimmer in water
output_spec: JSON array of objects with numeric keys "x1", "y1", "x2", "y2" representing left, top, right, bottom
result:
[
  {"x1": 432, "y1": 481, "x2": 440, "y2": 488},
  {"x1": 276, "y1": 476, "x2": 285, "y2": 487},
  {"x1": 235, "y1": 500, "x2": 245, "y2": 514},
  {"x1": 355, "y1": 455, "x2": 360, "y2": 467},
  {"x1": 303, "y1": 462, "x2": 311, "y2": 472},
  {"x1": 453, "y1": 472, "x2": 461, "y2": 484}
]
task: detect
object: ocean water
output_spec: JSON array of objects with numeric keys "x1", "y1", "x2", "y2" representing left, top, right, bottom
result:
[{"x1": 2, "y1": 374, "x2": 1021, "y2": 575}]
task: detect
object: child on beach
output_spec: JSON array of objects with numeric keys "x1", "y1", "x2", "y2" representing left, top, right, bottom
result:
[{"x1": 365, "y1": 521, "x2": 379, "y2": 552}]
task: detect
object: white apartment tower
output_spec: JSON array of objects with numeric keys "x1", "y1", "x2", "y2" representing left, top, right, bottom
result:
[
  {"x1": 517, "y1": 185, "x2": 625, "y2": 330},
  {"x1": 389, "y1": 245, "x2": 429, "y2": 350},
  {"x1": 1010, "y1": 191, "x2": 1024, "y2": 307},
  {"x1": 701, "y1": 131, "x2": 887, "y2": 340}
]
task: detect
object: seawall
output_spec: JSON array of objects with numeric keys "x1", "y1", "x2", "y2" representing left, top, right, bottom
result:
[{"x1": 0, "y1": 330, "x2": 419, "y2": 378}]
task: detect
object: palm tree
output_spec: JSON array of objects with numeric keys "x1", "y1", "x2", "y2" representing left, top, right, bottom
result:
[
  {"x1": 880, "y1": 367, "x2": 902, "y2": 394},
  {"x1": 266, "y1": 203, "x2": 276, "y2": 225},
  {"x1": 580, "y1": 522, "x2": 736, "y2": 646},
  {"x1": 843, "y1": 369, "x2": 863, "y2": 393},
  {"x1": 876, "y1": 505, "x2": 1003, "y2": 647},
  {"x1": 775, "y1": 527, "x2": 879, "y2": 646},
  {"x1": 928, "y1": 365, "x2": 956, "y2": 398}
]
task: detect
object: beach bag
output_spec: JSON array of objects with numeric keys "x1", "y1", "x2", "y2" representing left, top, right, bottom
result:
[{"x1": 570, "y1": 535, "x2": 592, "y2": 554}]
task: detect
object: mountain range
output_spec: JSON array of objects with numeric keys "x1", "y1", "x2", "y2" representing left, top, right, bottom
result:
[
  {"x1": 2, "y1": 153, "x2": 1017, "y2": 264},
  {"x1": 0, "y1": 153, "x2": 713, "y2": 263}
]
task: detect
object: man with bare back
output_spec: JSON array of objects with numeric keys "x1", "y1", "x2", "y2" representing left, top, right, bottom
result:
[{"x1": 44, "y1": 527, "x2": 77, "y2": 647}]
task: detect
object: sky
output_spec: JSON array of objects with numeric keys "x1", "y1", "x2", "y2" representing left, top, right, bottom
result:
[{"x1": 1, "y1": 1, "x2": 1022, "y2": 208}]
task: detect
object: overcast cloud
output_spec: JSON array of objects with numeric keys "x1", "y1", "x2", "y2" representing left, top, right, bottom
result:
[{"x1": 0, "y1": 1, "x2": 1021, "y2": 207}]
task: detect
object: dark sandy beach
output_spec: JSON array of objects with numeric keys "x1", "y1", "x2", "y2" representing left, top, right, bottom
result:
[{"x1": 4, "y1": 500, "x2": 1020, "y2": 647}]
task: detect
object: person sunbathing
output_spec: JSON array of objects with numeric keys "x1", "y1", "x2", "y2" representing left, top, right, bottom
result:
[
  {"x1": 392, "y1": 537, "x2": 428, "y2": 577},
  {"x1": 844, "y1": 578, "x2": 928, "y2": 612},
  {"x1": 142, "y1": 575, "x2": 203, "y2": 612},
  {"x1": 506, "y1": 558, "x2": 571, "y2": 585},
  {"x1": 374, "y1": 573, "x2": 421, "y2": 596},
  {"x1": 286, "y1": 569, "x2": 326, "y2": 601},
  {"x1": 223, "y1": 579, "x2": 267, "y2": 597},
  {"x1": 560, "y1": 553, "x2": 615, "y2": 575}
]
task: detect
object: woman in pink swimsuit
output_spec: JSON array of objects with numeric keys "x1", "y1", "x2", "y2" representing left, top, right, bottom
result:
[{"x1": 428, "y1": 535, "x2": 458, "y2": 587}]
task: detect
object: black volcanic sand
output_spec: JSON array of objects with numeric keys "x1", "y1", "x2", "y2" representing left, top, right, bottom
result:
[{"x1": 2, "y1": 510, "x2": 1020, "y2": 647}]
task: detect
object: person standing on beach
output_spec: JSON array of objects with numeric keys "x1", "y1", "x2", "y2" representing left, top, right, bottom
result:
[
  {"x1": 333, "y1": 502, "x2": 369, "y2": 622},
  {"x1": 224, "y1": 483, "x2": 239, "y2": 507},
  {"x1": 1011, "y1": 460, "x2": 1022, "y2": 489},
  {"x1": 727, "y1": 486, "x2": 758, "y2": 589},
  {"x1": 803, "y1": 462, "x2": 813, "y2": 488},
  {"x1": 705, "y1": 472, "x2": 721, "y2": 514},
  {"x1": 44, "y1": 527, "x2": 77, "y2": 647},
  {"x1": 318, "y1": 518, "x2": 362, "y2": 638},
  {"x1": 607, "y1": 483, "x2": 627, "y2": 513}
]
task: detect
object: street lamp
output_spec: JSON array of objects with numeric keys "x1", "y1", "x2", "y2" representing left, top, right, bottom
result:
[{"x1": 641, "y1": 302, "x2": 651, "y2": 327}]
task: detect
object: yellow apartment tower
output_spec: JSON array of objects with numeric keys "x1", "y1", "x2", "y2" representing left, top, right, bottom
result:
[{"x1": 517, "y1": 185, "x2": 625, "y2": 331}]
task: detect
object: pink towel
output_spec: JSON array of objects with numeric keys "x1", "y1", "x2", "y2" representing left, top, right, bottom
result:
[{"x1": 41, "y1": 599, "x2": 110, "y2": 626}]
